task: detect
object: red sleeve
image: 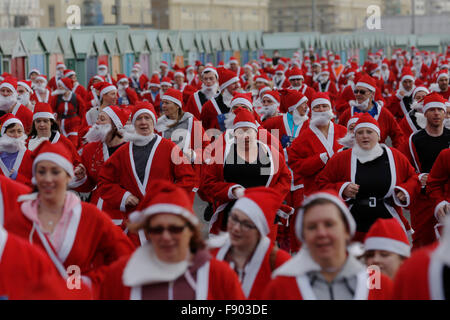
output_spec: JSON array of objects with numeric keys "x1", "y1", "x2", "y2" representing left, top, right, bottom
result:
[
  {"x1": 384, "y1": 109, "x2": 404, "y2": 149},
  {"x1": 288, "y1": 135, "x2": 327, "y2": 178},
  {"x1": 427, "y1": 150, "x2": 450, "y2": 204},
  {"x1": 316, "y1": 151, "x2": 351, "y2": 197},
  {"x1": 209, "y1": 259, "x2": 246, "y2": 300}
]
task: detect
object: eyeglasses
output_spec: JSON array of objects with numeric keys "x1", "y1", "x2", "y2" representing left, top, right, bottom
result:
[
  {"x1": 228, "y1": 214, "x2": 257, "y2": 231},
  {"x1": 147, "y1": 224, "x2": 189, "y2": 235},
  {"x1": 354, "y1": 89, "x2": 368, "y2": 95}
]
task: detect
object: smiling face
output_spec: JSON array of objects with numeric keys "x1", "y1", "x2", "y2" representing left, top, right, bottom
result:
[
  {"x1": 302, "y1": 202, "x2": 350, "y2": 269},
  {"x1": 355, "y1": 127, "x2": 379, "y2": 150},
  {"x1": 134, "y1": 112, "x2": 154, "y2": 136},
  {"x1": 35, "y1": 160, "x2": 71, "y2": 203},
  {"x1": 365, "y1": 250, "x2": 404, "y2": 279},
  {"x1": 354, "y1": 86, "x2": 373, "y2": 104},
  {"x1": 227, "y1": 209, "x2": 260, "y2": 251}
]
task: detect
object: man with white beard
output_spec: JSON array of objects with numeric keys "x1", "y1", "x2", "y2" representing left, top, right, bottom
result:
[
  {"x1": 97, "y1": 61, "x2": 115, "y2": 85},
  {"x1": 31, "y1": 75, "x2": 51, "y2": 104},
  {"x1": 47, "y1": 61, "x2": 66, "y2": 91},
  {"x1": 272, "y1": 65, "x2": 286, "y2": 90},
  {"x1": 340, "y1": 74, "x2": 404, "y2": 149},
  {"x1": 287, "y1": 92, "x2": 347, "y2": 197},
  {"x1": 200, "y1": 68, "x2": 241, "y2": 132},
  {"x1": 185, "y1": 67, "x2": 219, "y2": 120},
  {"x1": 17, "y1": 81, "x2": 34, "y2": 112},
  {"x1": 398, "y1": 86, "x2": 430, "y2": 137},
  {"x1": 0, "y1": 78, "x2": 33, "y2": 134},
  {"x1": 387, "y1": 68, "x2": 416, "y2": 120},
  {"x1": 116, "y1": 74, "x2": 139, "y2": 106},
  {"x1": 412, "y1": 52, "x2": 429, "y2": 82},
  {"x1": 185, "y1": 65, "x2": 199, "y2": 87}
]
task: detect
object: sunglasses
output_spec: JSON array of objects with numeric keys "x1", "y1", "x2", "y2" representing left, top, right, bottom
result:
[
  {"x1": 147, "y1": 224, "x2": 189, "y2": 235},
  {"x1": 354, "y1": 89, "x2": 368, "y2": 95}
]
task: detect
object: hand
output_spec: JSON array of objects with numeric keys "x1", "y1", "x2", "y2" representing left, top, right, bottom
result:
[
  {"x1": 420, "y1": 174, "x2": 428, "y2": 187},
  {"x1": 396, "y1": 190, "x2": 407, "y2": 203},
  {"x1": 8, "y1": 168, "x2": 15, "y2": 177},
  {"x1": 436, "y1": 204, "x2": 449, "y2": 223},
  {"x1": 74, "y1": 164, "x2": 86, "y2": 180},
  {"x1": 233, "y1": 187, "x2": 245, "y2": 199},
  {"x1": 343, "y1": 183, "x2": 359, "y2": 199},
  {"x1": 125, "y1": 194, "x2": 140, "y2": 207},
  {"x1": 398, "y1": 90, "x2": 405, "y2": 98}
]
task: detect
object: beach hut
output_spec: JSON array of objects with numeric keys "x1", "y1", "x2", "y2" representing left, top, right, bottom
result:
[
  {"x1": 130, "y1": 32, "x2": 151, "y2": 76},
  {"x1": 20, "y1": 30, "x2": 47, "y2": 78},
  {"x1": 158, "y1": 30, "x2": 173, "y2": 68},
  {"x1": 0, "y1": 30, "x2": 28, "y2": 79},
  {"x1": 39, "y1": 30, "x2": 65, "y2": 77},
  {"x1": 116, "y1": 29, "x2": 135, "y2": 77},
  {"x1": 71, "y1": 32, "x2": 98, "y2": 87}
]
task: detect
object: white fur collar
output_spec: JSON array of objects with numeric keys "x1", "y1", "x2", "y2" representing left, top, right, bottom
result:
[
  {"x1": 352, "y1": 143, "x2": 383, "y2": 163},
  {"x1": 28, "y1": 136, "x2": 50, "y2": 151},
  {"x1": 206, "y1": 232, "x2": 230, "y2": 249},
  {"x1": 155, "y1": 112, "x2": 192, "y2": 133},
  {"x1": 435, "y1": 216, "x2": 450, "y2": 266},
  {"x1": 122, "y1": 242, "x2": 190, "y2": 287},
  {"x1": 272, "y1": 247, "x2": 322, "y2": 278}
]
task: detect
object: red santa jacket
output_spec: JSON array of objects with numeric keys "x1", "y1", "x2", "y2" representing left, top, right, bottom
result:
[
  {"x1": 4, "y1": 196, "x2": 135, "y2": 298},
  {"x1": 335, "y1": 86, "x2": 386, "y2": 120},
  {"x1": 290, "y1": 84, "x2": 316, "y2": 103},
  {"x1": 427, "y1": 148, "x2": 450, "y2": 217},
  {"x1": 0, "y1": 175, "x2": 31, "y2": 227},
  {"x1": 184, "y1": 90, "x2": 209, "y2": 120},
  {"x1": 316, "y1": 145, "x2": 419, "y2": 233},
  {"x1": 72, "y1": 83, "x2": 88, "y2": 102},
  {"x1": 141, "y1": 91, "x2": 161, "y2": 115},
  {"x1": 31, "y1": 88, "x2": 51, "y2": 104},
  {"x1": 287, "y1": 122, "x2": 347, "y2": 196},
  {"x1": 386, "y1": 91, "x2": 415, "y2": 120},
  {"x1": 97, "y1": 136, "x2": 197, "y2": 226},
  {"x1": 0, "y1": 148, "x2": 33, "y2": 186},
  {"x1": 99, "y1": 244, "x2": 246, "y2": 300},
  {"x1": 437, "y1": 87, "x2": 450, "y2": 100},
  {"x1": 10, "y1": 102, "x2": 33, "y2": 134},
  {"x1": 393, "y1": 243, "x2": 442, "y2": 300},
  {"x1": 118, "y1": 87, "x2": 140, "y2": 106},
  {"x1": 313, "y1": 80, "x2": 339, "y2": 106},
  {"x1": 211, "y1": 236, "x2": 291, "y2": 300},
  {"x1": 339, "y1": 103, "x2": 404, "y2": 149}
]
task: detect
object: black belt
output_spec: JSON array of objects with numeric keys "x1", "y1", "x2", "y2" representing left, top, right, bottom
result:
[{"x1": 352, "y1": 197, "x2": 394, "y2": 208}]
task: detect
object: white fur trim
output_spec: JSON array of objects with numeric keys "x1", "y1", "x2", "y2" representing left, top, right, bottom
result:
[
  {"x1": 255, "y1": 77, "x2": 269, "y2": 84},
  {"x1": 1, "y1": 118, "x2": 23, "y2": 135},
  {"x1": 120, "y1": 191, "x2": 132, "y2": 212},
  {"x1": 289, "y1": 74, "x2": 304, "y2": 81},
  {"x1": 132, "y1": 109, "x2": 156, "y2": 126},
  {"x1": 319, "y1": 152, "x2": 328, "y2": 164},
  {"x1": 100, "y1": 85, "x2": 117, "y2": 99},
  {"x1": 233, "y1": 197, "x2": 269, "y2": 236},
  {"x1": 288, "y1": 96, "x2": 308, "y2": 113},
  {"x1": 262, "y1": 93, "x2": 280, "y2": 107},
  {"x1": 33, "y1": 152, "x2": 74, "y2": 178},
  {"x1": 434, "y1": 201, "x2": 449, "y2": 221},
  {"x1": 233, "y1": 121, "x2": 258, "y2": 131},
  {"x1": 437, "y1": 72, "x2": 449, "y2": 81},
  {"x1": 202, "y1": 67, "x2": 218, "y2": 79},
  {"x1": 64, "y1": 71, "x2": 76, "y2": 78},
  {"x1": 174, "y1": 72, "x2": 185, "y2": 78},
  {"x1": 140, "y1": 203, "x2": 199, "y2": 225},
  {"x1": 311, "y1": 98, "x2": 331, "y2": 108},
  {"x1": 161, "y1": 94, "x2": 182, "y2": 108},
  {"x1": 230, "y1": 97, "x2": 253, "y2": 110},
  {"x1": 103, "y1": 107, "x2": 124, "y2": 129},
  {"x1": 0, "y1": 82, "x2": 16, "y2": 93},
  {"x1": 57, "y1": 79, "x2": 70, "y2": 91},
  {"x1": 401, "y1": 75, "x2": 415, "y2": 83},
  {"x1": 355, "y1": 81, "x2": 376, "y2": 92},
  {"x1": 160, "y1": 81, "x2": 172, "y2": 87},
  {"x1": 339, "y1": 182, "x2": 352, "y2": 200},
  {"x1": 423, "y1": 101, "x2": 446, "y2": 114},
  {"x1": 364, "y1": 237, "x2": 411, "y2": 257},
  {"x1": 220, "y1": 77, "x2": 239, "y2": 92},
  {"x1": 354, "y1": 122, "x2": 381, "y2": 137},
  {"x1": 393, "y1": 186, "x2": 411, "y2": 207},
  {"x1": 17, "y1": 81, "x2": 32, "y2": 92},
  {"x1": 33, "y1": 112, "x2": 55, "y2": 121},
  {"x1": 228, "y1": 184, "x2": 244, "y2": 200}
]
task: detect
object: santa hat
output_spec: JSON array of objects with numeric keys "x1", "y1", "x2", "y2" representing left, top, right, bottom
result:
[
  {"x1": 280, "y1": 89, "x2": 308, "y2": 113},
  {"x1": 129, "y1": 179, "x2": 197, "y2": 225},
  {"x1": 217, "y1": 61, "x2": 225, "y2": 67},
  {"x1": 195, "y1": 60, "x2": 203, "y2": 67},
  {"x1": 232, "y1": 187, "x2": 283, "y2": 236},
  {"x1": 254, "y1": 73, "x2": 270, "y2": 85},
  {"x1": 160, "y1": 77, "x2": 172, "y2": 87},
  {"x1": 63, "y1": 69, "x2": 76, "y2": 78},
  {"x1": 133, "y1": 63, "x2": 142, "y2": 70},
  {"x1": 288, "y1": 67, "x2": 304, "y2": 81},
  {"x1": 335, "y1": 55, "x2": 341, "y2": 61},
  {"x1": 355, "y1": 74, "x2": 377, "y2": 92},
  {"x1": 102, "y1": 105, "x2": 130, "y2": 130},
  {"x1": 0, "y1": 114, "x2": 23, "y2": 136},
  {"x1": 232, "y1": 107, "x2": 258, "y2": 131},
  {"x1": 57, "y1": 78, "x2": 74, "y2": 91},
  {"x1": 28, "y1": 68, "x2": 40, "y2": 77},
  {"x1": 35, "y1": 74, "x2": 48, "y2": 83},
  {"x1": 32, "y1": 141, "x2": 74, "y2": 178},
  {"x1": 185, "y1": 65, "x2": 195, "y2": 73},
  {"x1": 243, "y1": 64, "x2": 253, "y2": 71},
  {"x1": 131, "y1": 101, "x2": 158, "y2": 126},
  {"x1": 161, "y1": 88, "x2": 183, "y2": 108},
  {"x1": 437, "y1": 70, "x2": 449, "y2": 82},
  {"x1": 56, "y1": 62, "x2": 66, "y2": 70},
  {"x1": 116, "y1": 74, "x2": 129, "y2": 84},
  {"x1": 262, "y1": 90, "x2": 281, "y2": 107},
  {"x1": 174, "y1": 71, "x2": 185, "y2": 78},
  {"x1": 423, "y1": 92, "x2": 447, "y2": 114},
  {"x1": 275, "y1": 65, "x2": 285, "y2": 73},
  {"x1": 346, "y1": 113, "x2": 363, "y2": 129},
  {"x1": 98, "y1": 82, "x2": 117, "y2": 99},
  {"x1": 160, "y1": 61, "x2": 169, "y2": 68},
  {"x1": 381, "y1": 59, "x2": 389, "y2": 67},
  {"x1": 320, "y1": 66, "x2": 330, "y2": 75},
  {"x1": 33, "y1": 102, "x2": 55, "y2": 121},
  {"x1": 218, "y1": 68, "x2": 239, "y2": 92},
  {"x1": 364, "y1": 218, "x2": 411, "y2": 257},
  {"x1": 311, "y1": 92, "x2": 331, "y2": 109},
  {"x1": 229, "y1": 57, "x2": 239, "y2": 65},
  {"x1": 400, "y1": 67, "x2": 415, "y2": 83},
  {"x1": 295, "y1": 190, "x2": 356, "y2": 242},
  {"x1": 258, "y1": 86, "x2": 271, "y2": 97},
  {"x1": 98, "y1": 60, "x2": 108, "y2": 69},
  {"x1": 202, "y1": 67, "x2": 219, "y2": 79},
  {"x1": 230, "y1": 92, "x2": 253, "y2": 111},
  {"x1": 148, "y1": 75, "x2": 161, "y2": 88},
  {"x1": 0, "y1": 78, "x2": 17, "y2": 94},
  {"x1": 91, "y1": 75, "x2": 105, "y2": 83},
  {"x1": 319, "y1": 57, "x2": 328, "y2": 64},
  {"x1": 412, "y1": 86, "x2": 430, "y2": 99},
  {"x1": 354, "y1": 113, "x2": 381, "y2": 137},
  {"x1": 17, "y1": 80, "x2": 33, "y2": 93}
]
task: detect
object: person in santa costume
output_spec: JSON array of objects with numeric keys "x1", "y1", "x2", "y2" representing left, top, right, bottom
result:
[
  {"x1": 427, "y1": 148, "x2": 450, "y2": 236},
  {"x1": 210, "y1": 186, "x2": 291, "y2": 300},
  {"x1": 393, "y1": 215, "x2": 450, "y2": 299},
  {"x1": 97, "y1": 102, "x2": 196, "y2": 246},
  {"x1": 316, "y1": 114, "x2": 418, "y2": 241},
  {"x1": 160, "y1": 76, "x2": 173, "y2": 96},
  {"x1": 185, "y1": 65, "x2": 200, "y2": 88},
  {"x1": 64, "y1": 69, "x2": 88, "y2": 102},
  {"x1": 386, "y1": 67, "x2": 416, "y2": 121},
  {"x1": 286, "y1": 67, "x2": 316, "y2": 103},
  {"x1": 380, "y1": 59, "x2": 396, "y2": 98},
  {"x1": 363, "y1": 218, "x2": 411, "y2": 279},
  {"x1": 4, "y1": 141, "x2": 135, "y2": 298},
  {"x1": 16, "y1": 80, "x2": 34, "y2": 112},
  {"x1": 173, "y1": 71, "x2": 187, "y2": 92},
  {"x1": 200, "y1": 68, "x2": 241, "y2": 132},
  {"x1": 116, "y1": 74, "x2": 139, "y2": 106},
  {"x1": 73, "y1": 105, "x2": 130, "y2": 216},
  {"x1": 200, "y1": 108, "x2": 290, "y2": 240},
  {"x1": 272, "y1": 65, "x2": 286, "y2": 90},
  {"x1": 433, "y1": 70, "x2": 450, "y2": 100},
  {"x1": 401, "y1": 92, "x2": 450, "y2": 248},
  {"x1": 100, "y1": 180, "x2": 245, "y2": 300},
  {"x1": 398, "y1": 86, "x2": 430, "y2": 137},
  {"x1": 50, "y1": 77, "x2": 87, "y2": 148},
  {"x1": 259, "y1": 90, "x2": 282, "y2": 123},
  {"x1": 263, "y1": 190, "x2": 393, "y2": 300},
  {"x1": 83, "y1": 82, "x2": 117, "y2": 129},
  {"x1": 47, "y1": 61, "x2": 66, "y2": 91},
  {"x1": 129, "y1": 63, "x2": 149, "y2": 95},
  {"x1": 312, "y1": 66, "x2": 339, "y2": 104},
  {"x1": 288, "y1": 92, "x2": 347, "y2": 197},
  {"x1": 252, "y1": 86, "x2": 271, "y2": 115},
  {"x1": 159, "y1": 61, "x2": 174, "y2": 81},
  {"x1": 141, "y1": 74, "x2": 161, "y2": 115},
  {"x1": 0, "y1": 78, "x2": 33, "y2": 135},
  {"x1": 31, "y1": 74, "x2": 51, "y2": 105},
  {"x1": 84, "y1": 75, "x2": 105, "y2": 112},
  {"x1": 28, "y1": 68, "x2": 40, "y2": 85},
  {"x1": 240, "y1": 64, "x2": 255, "y2": 91},
  {"x1": 97, "y1": 60, "x2": 115, "y2": 85},
  {"x1": 331, "y1": 55, "x2": 344, "y2": 84},
  {"x1": 228, "y1": 57, "x2": 243, "y2": 78},
  {"x1": 0, "y1": 114, "x2": 32, "y2": 185},
  {"x1": 339, "y1": 74, "x2": 404, "y2": 149},
  {"x1": 411, "y1": 51, "x2": 430, "y2": 83}
]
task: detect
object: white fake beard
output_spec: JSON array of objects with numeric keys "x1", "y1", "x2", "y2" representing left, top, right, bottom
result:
[
  {"x1": 123, "y1": 124, "x2": 135, "y2": 135},
  {"x1": 56, "y1": 71, "x2": 64, "y2": 78},
  {"x1": 224, "y1": 112, "x2": 236, "y2": 130},
  {"x1": 222, "y1": 89, "x2": 234, "y2": 107},
  {"x1": 260, "y1": 104, "x2": 278, "y2": 119},
  {"x1": 84, "y1": 123, "x2": 112, "y2": 143},
  {"x1": 186, "y1": 73, "x2": 195, "y2": 83},
  {"x1": 338, "y1": 132, "x2": 355, "y2": 149},
  {"x1": 350, "y1": 98, "x2": 371, "y2": 111},
  {"x1": 155, "y1": 116, "x2": 176, "y2": 133},
  {"x1": 310, "y1": 110, "x2": 335, "y2": 127},
  {"x1": 98, "y1": 69, "x2": 107, "y2": 76},
  {"x1": 0, "y1": 94, "x2": 17, "y2": 111},
  {"x1": 445, "y1": 118, "x2": 450, "y2": 130},
  {"x1": 124, "y1": 131, "x2": 155, "y2": 146},
  {"x1": 51, "y1": 89, "x2": 66, "y2": 96},
  {"x1": 291, "y1": 86, "x2": 301, "y2": 91},
  {"x1": 17, "y1": 92, "x2": 30, "y2": 106},
  {"x1": 352, "y1": 142, "x2": 383, "y2": 164},
  {"x1": 35, "y1": 84, "x2": 47, "y2": 93},
  {"x1": 411, "y1": 100, "x2": 423, "y2": 112},
  {"x1": 292, "y1": 108, "x2": 308, "y2": 126},
  {"x1": 415, "y1": 112, "x2": 427, "y2": 129},
  {"x1": 0, "y1": 134, "x2": 27, "y2": 153},
  {"x1": 201, "y1": 83, "x2": 219, "y2": 100},
  {"x1": 118, "y1": 84, "x2": 128, "y2": 97},
  {"x1": 318, "y1": 75, "x2": 329, "y2": 84}
]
